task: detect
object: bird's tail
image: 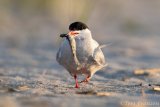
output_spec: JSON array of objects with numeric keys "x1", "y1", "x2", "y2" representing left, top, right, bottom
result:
[
  {"x1": 102, "y1": 63, "x2": 108, "y2": 69},
  {"x1": 99, "y1": 42, "x2": 112, "y2": 49}
]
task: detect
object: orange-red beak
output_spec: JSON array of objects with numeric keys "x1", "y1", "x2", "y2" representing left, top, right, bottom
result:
[{"x1": 68, "y1": 31, "x2": 79, "y2": 36}]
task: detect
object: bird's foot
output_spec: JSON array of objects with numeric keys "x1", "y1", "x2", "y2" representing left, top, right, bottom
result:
[
  {"x1": 80, "y1": 75, "x2": 91, "y2": 83},
  {"x1": 80, "y1": 80, "x2": 88, "y2": 83},
  {"x1": 75, "y1": 83, "x2": 79, "y2": 88},
  {"x1": 80, "y1": 78, "x2": 90, "y2": 83}
]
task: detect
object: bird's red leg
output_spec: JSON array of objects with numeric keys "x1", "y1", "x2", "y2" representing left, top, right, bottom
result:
[{"x1": 74, "y1": 75, "x2": 79, "y2": 88}]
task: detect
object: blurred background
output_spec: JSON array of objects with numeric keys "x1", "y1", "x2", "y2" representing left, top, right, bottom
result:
[{"x1": 0, "y1": 0, "x2": 160, "y2": 69}]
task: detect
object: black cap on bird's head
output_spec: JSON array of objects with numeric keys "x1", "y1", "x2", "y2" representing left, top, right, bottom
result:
[
  {"x1": 60, "y1": 22, "x2": 90, "y2": 38},
  {"x1": 69, "y1": 22, "x2": 88, "y2": 31}
]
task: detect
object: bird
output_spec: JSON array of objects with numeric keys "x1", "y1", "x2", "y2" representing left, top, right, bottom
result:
[{"x1": 56, "y1": 22, "x2": 107, "y2": 88}]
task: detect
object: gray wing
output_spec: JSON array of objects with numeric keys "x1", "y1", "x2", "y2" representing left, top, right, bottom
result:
[
  {"x1": 56, "y1": 45, "x2": 62, "y2": 65},
  {"x1": 87, "y1": 39, "x2": 107, "y2": 66},
  {"x1": 92, "y1": 45, "x2": 106, "y2": 66},
  {"x1": 56, "y1": 46, "x2": 61, "y2": 63},
  {"x1": 56, "y1": 39, "x2": 71, "y2": 65}
]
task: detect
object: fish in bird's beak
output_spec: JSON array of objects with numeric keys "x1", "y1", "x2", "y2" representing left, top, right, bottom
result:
[
  {"x1": 59, "y1": 33, "x2": 82, "y2": 70},
  {"x1": 60, "y1": 33, "x2": 68, "y2": 38}
]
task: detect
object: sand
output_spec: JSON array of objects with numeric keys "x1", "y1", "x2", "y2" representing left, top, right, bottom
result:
[{"x1": 0, "y1": 34, "x2": 160, "y2": 107}]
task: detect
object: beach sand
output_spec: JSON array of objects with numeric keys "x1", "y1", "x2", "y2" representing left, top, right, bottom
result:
[{"x1": 0, "y1": 34, "x2": 160, "y2": 107}]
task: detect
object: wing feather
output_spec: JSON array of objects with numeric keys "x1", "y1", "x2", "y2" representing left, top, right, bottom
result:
[{"x1": 93, "y1": 45, "x2": 106, "y2": 65}]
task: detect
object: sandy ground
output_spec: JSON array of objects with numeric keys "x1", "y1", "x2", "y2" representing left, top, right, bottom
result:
[{"x1": 0, "y1": 35, "x2": 160, "y2": 107}]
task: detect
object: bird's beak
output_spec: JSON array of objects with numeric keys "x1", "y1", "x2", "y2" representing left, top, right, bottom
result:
[
  {"x1": 68, "y1": 31, "x2": 73, "y2": 36},
  {"x1": 60, "y1": 32, "x2": 73, "y2": 38},
  {"x1": 60, "y1": 31, "x2": 79, "y2": 38},
  {"x1": 68, "y1": 31, "x2": 79, "y2": 36}
]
